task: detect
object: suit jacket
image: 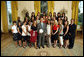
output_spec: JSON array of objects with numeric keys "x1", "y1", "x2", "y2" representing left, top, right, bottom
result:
[
  {"x1": 37, "y1": 22, "x2": 47, "y2": 36},
  {"x1": 69, "y1": 24, "x2": 76, "y2": 37}
]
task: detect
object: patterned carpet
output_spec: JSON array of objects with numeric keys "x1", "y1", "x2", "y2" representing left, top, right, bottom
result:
[{"x1": 1, "y1": 33, "x2": 83, "y2": 56}]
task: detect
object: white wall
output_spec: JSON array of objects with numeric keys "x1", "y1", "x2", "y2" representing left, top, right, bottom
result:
[
  {"x1": 18, "y1": 1, "x2": 34, "y2": 21},
  {"x1": 54, "y1": 1, "x2": 72, "y2": 24}
]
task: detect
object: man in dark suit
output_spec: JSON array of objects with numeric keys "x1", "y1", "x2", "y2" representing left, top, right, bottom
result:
[
  {"x1": 37, "y1": 17, "x2": 47, "y2": 49},
  {"x1": 68, "y1": 19, "x2": 76, "y2": 49}
]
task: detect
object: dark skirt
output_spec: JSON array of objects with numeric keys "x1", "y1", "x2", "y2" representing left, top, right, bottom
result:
[
  {"x1": 18, "y1": 33, "x2": 22, "y2": 40},
  {"x1": 26, "y1": 36, "x2": 30, "y2": 42},
  {"x1": 63, "y1": 34, "x2": 69, "y2": 40},
  {"x1": 51, "y1": 35, "x2": 54, "y2": 43},
  {"x1": 22, "y1": 36, "x2": 27, "y2": 42},
  {"x1": 52, "y1": 30, "x2": 58, "y2": 40},
  {"x1": 13, "y1": 33, "x2": 18, "y2": 41}
]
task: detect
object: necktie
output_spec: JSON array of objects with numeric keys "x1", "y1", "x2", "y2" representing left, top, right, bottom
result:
[{"x1": 41, "y1": 23, "x2": 43, "y2": 28}]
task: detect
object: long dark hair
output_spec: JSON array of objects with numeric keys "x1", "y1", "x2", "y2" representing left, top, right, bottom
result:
[
  {"x1": 25, "y1": 12, "x2": 29, "y2": 17},
  {"x1": 17, "y1": 22, "x2": 22, "y2": 27},
  {"x1": 64, "y1": 20, "x2": 69, "y2": 27},
  {"x1": 36, "y1": 16, "x2": 40, "y2": 20},
  {"x1": 31, "y1": 16, "x2": 36, "y2": 22},
  {"x1": 64, "y1": 16, "x2": 68, "y2": 21},
  {"x1": 62, "y1": 13, "x2": 65, "y2": 17},
  {"x1": 57, "y1": 12, "x2": 61, "y2": 17},
  {"x1": 31, "y1": 12, "x2": 35, "y2": 18},
  {"x1": 13, "y1": 21, "x2": 16, "y2": 24},
  {"x1": 53, "y1": 12, "x2": 56, "y2": 17},
  {"x1": 49, "y1": 12, "x2": 52, "y2": 17},
  {"x1": 24, "y1": 17, "x2": 28, "y2": 22}
]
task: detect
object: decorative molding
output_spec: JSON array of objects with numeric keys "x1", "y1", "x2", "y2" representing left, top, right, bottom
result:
[
  {"x1": 59, "y1": 7, "x2": 68, "y2": 15},
  {"x1": 21, "y1": 8, "x2": 28, "y2": 17}
]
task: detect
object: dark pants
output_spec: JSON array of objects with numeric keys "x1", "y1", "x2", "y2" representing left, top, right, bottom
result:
[
  {"x1": 38, "y1": 34, "x2": 45, "y2": 47},
  {"x1": 51, "y1": 35, "x2": 54, "y2": 43},
  {"x1": 69, "y1": 35, "x2": 75, "y2": 48},
  {"x1": 37, "y1": 35, "x2": 39, "y2": 46}
]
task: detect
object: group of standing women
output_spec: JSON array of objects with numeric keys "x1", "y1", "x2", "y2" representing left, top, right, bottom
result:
[{"x1": 11, "y1": 12, "x2": 76, "y2": 49}]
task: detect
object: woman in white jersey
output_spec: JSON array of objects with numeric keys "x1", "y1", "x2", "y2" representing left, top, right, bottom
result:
[
  {"x1": 26, "y1": 21, "x2": 32, "y2": 47},
  {"x1": 22, "y1": 21, "x2": 27, "y2": 48},
  {"x1": 46, "y1": 19, "x2": 52, "y2": 47},
  {"x1": 11, "y1": 21, "x2": 18, "y2": 47},
  {"x1": 58, "y1": 19, "x2": 64, "y2": 48}
]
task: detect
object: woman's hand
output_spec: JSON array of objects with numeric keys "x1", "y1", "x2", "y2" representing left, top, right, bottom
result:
[
  {"x1": 52, "y1": 32, "x2": 53, "y2": 35},
  {"x1": 25, "y1": 32, "x2": 27, "y2": 35},
  {"x1": 53, "y1": 33, "x2": 56, "y2": 35},
  {"x1": 69, "y1": 33, "x2": 71, "y2": 36},
  {"x1": 64, "y1": 34, "x2": 66, "y2": 36},
  {"x1": 20, "y1": 33, "x2": 22, "y2": 35},
  {"x1": 36, "y1": 30, "x2": 37, "y2": 32},
  {"x1": 53, "y1": 31, "x2": 57, "y2": 35},
  {"x1": 39, "y1": 31, "x2": 41, "y2": 34},
  {"x1": 58, "y1": 33, "x2": 60, "y2": 35}
]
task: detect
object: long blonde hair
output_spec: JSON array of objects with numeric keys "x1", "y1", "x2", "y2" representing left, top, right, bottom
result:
[{"x1": 54, "y1": 20, "x2": 58, "y2": 26}]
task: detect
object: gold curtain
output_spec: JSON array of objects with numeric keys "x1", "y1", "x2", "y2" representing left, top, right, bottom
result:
[
  {"x1": 1, "y1": 1, "x2": 8, "y2": 33},
  {"x1": 34, "y1": 1, "x2": 41, "y2": 16},
  {"x1": 72, "y1": 1, "x2": 79, "y2": 25},
  {"x1": 11, "y1": 1, "x2": 18, "y2": 21},
  {"x1": 48, "y1": 1, "x2": 54, "y2": 16}
]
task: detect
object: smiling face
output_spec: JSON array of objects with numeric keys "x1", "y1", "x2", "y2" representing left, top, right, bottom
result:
[
  {"x1": 48, "y1": 20, "x2": 50, "y2": 24},
  {"x1": 62, "y1": 13, "x2": 65, "y2": 17},
  {"x1": 64, "y1": 21, "x2": 68, "y2": 26},
  {"x1": 48, "y1": 16, "x2": 51, "y2": 19},
  {"x1": 37, "y1": 12, "x2": 40, "y2": 16},
  {"x1": 43, "y1": 16, "x2": 45, "y2": 19},
  {"x1": 24, "y1": 22, "x2": 26, "y2": 25},
  {"x1": 51, "y1": 20, "x2": 54, "y2": 24},
  {"x1": 49, "y1": 12, "x2": 52, "y2": 16},
  {"x1": 25, "y1": 17, "x2": 28, "y2": 21},
  {"x1": 14, "y1": 23, "x2": 16, "y2": 26},
  {"x1": 59, "y1": 20, "x2": 62, "y2": 25},
  {"x1": 28, "y1": 21, "x2": 31, "y2": 25},
  {"x1": 43, "y1": 12, "x2": 46, "y2": 15},
  {"x1": 58, "y1": 17, "x2": 61, "y2": 21},
  {"x1": 32, "y1": 17, "x2": 34, "y2": 21},
  {"x1": 34, "y1": 21, "x2": 36, "y2": 25},
  {"x1": 18, "y1": 22, "x2": 21, "y2": 26},
  {"x1": 53, "y1": 17, "x2": 56, "y2": 20},
  {"x1": 32, "y1": 20, "x2": 36, "y2": 26},
  {"x1": 40, "y1": 18, "x2": 43, "y2": 23},
  {"x1": 71, "y1": 19, "x2": 74, "y2": 24},
  {"x1": 32, "y1": 12, "x2": 35, "y2": 16},
  {"x1": 36, "y1": 16, "x2": 39, "y2": 20},
  {"x1": 54, "y1": 20, "x2": 58, "y2": 26},
  {"x1": 57, "y1": 13, "x2": 61, "y2": 17},
  {"x1": 53, "y1": 12, "x2": 56, "y2": 16},
  {"x1": 64, "y1": 17, "x2": 67, "y2": 21},
  {"x1": 32, "y1": 13, "x2": 35, "y2": 16}
]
